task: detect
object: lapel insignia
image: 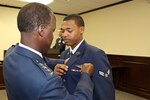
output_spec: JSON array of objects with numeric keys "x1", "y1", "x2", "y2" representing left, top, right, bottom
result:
[
  {"x1": 99, "y1": 69, "x2": 110, "y2": 78},
  {"x1": 75, "y1": 52, "x2": 80, "y2": 56}
]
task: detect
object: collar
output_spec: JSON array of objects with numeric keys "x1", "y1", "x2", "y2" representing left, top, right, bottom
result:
[
  {"x1": 18, "y1": 43, "x2": 43, "y2": 58},
  {"x1": 70, "y1": 39, "x2": 84, "y2": 54}
]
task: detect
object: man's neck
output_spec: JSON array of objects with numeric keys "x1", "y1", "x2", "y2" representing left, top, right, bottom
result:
[
  {"x1": 19, "y1": 43, "x2": 43, "y2": 58},
  {"x1": 70, "y1": 39, "x2": 84, "y2": 54}
]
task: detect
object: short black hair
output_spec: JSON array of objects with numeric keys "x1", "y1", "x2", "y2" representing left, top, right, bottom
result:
[
  {"x1": 17, "y1": 3, "x2": 53, "y2": 33},
  {"x1": 63, "y1": 14, "x2": 85, "y2": 27}
]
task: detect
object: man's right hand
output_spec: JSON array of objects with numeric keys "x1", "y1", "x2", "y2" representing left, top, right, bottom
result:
[
  {"x1": 54, "y1": 64, "x2": 68, "y2": 78},
  {"x1": 81, "y1": 63, "x2": 94, "y2": 77}
]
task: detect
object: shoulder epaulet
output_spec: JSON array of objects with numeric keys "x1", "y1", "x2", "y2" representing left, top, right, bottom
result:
[
  {"x1": 12, "y1": 45, "x2": 15, "y2": 47},
  {"x1": 32, "y1": 59, "x2": 54, "y2": 79}
]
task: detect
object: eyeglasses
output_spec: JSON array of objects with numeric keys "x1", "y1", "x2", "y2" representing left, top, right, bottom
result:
[{"x1": 58, "y1": 28, "x2": 73, "y2": 34}]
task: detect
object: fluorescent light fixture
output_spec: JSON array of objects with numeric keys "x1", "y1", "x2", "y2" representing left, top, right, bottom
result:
[{"x1": 19, "y1": 0, "x2": 54, "y2": 5}]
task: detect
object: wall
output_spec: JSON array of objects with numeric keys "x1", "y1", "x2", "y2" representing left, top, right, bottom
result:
[
  {"x1": 81, "y1": 0, "x2": 150, "y2": 57},
  {"x1": 1, "y1": 0, "x2": 150, "y2": 60},
  {"x1": 0, "y1": 6, "x2": 64, "y2": 60}
]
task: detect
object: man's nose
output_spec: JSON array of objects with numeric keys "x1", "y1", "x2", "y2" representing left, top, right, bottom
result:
[{"x1": 61, "y1": 31, "x2": 68, "y2": 37}]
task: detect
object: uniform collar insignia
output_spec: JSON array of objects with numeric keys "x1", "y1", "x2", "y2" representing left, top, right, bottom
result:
[{"x1": 75, "y1": 51, "x2": 80, "y2": 56}]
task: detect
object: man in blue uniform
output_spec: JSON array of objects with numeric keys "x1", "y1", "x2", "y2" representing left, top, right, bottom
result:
[
  {"x1": 3, "y1": 3, "x2": 94, "y2": 100},
  {"x1": 54, "y1": 14, "x2": 115, "y2": 100},
  {"x1": 53, "y1": 35, "x2": 66, "y2": 54},
  {"x1": 53, "y1": 35, "x2": 66, "y2": 58}
]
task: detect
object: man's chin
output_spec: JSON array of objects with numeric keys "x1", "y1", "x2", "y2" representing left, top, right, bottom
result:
[{"x1": 65, "y1": 43, "x2": 71, "y2": 46}]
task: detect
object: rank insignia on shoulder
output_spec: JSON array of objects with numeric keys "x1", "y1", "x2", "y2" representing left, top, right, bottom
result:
[
  {"x1": 38, "y1": 63, "x2": 52, "y2": 72},
  {"x1": 34, "y1": 59, "x2": 53, "y2": 76},
  {"x1": 75, "y1": 52, "x2": 80, "y2": 56},
  {"x1": 99, "y1": 69, "x2": 110, "y2": 78}
]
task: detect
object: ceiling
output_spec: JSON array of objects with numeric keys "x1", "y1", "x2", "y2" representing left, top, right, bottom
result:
[{"x1": 0, "y1": 0, "x2": 132, "y2": 15}]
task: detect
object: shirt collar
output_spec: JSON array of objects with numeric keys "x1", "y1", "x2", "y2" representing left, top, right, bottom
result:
[
  {"x1": 18, "y1": 43, "x2": 43, "y2": 58},
  {"x1": 70, "y1": 39, "x2": 84, "y2": 54}
]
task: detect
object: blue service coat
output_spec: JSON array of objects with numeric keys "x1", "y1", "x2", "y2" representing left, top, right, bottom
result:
[
  {"x1": 3, "y1": 44, "x2": 94, "y2": 100},
  {"x1": 53, "y1": 37, "x2": 66, "y2": 54},
  {"x1": 60, "y1": 41, "x2": 115, "y2": 100}
]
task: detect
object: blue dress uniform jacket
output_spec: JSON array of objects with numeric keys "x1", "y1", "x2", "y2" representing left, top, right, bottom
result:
[
  {"x1": 60, "y1": 41, "x2": 115, "y2": 100},
  {"x1": 53, "y1": 37, "x2": 66, "y2": 54},
  {"x1": 44, "y1": 57, "x2": 64, "y2": 70},
  {"x1": 3, "y1": 45, "x2": 94, "y2": 100}
]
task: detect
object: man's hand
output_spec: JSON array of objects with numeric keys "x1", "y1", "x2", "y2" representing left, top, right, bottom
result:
[
  {"x1": 81, "y1": 63, "x2": 94, "y2": 76},
  {"x1": 54, "y1": 64, "x2": 68, "y2": 78}
]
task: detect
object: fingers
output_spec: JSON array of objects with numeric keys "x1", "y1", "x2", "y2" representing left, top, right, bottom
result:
[
  {"x1": 54, "y1": 62, "x2": 94, "y2": 77},
  {"x1": 55, "y1": 64, "x2": 68, "y2": 71},
  {"x1": 81, "y1": 63, "x2": 94, "y2": 76},
  {"x1": 54, "y1": 64, "x2": 68, "y2": 77},
  {"x1": 83, "y1": 63, "x2": 93, "y2": 67}
]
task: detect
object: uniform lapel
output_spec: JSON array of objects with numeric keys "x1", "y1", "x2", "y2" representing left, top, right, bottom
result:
[{"x1": 66, "y1": 41, "x2": 87, "y2": 66}]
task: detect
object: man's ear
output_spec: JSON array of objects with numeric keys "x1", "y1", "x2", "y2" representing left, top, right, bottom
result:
[
  {"x1": 80, "y1": 26, "x2": 84, "y2": 35},
  {"x1": 38, "y1": 24, "x2": 46, "y2": 37}
]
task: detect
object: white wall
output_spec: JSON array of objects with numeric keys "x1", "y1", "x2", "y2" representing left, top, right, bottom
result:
[
  {"x1": 1, "y1": 0, "x2": 150, "y2": 60},
  {"x1": 81, "y1": 0, "x2": 150, "y2": 57},
  {"x1": 0, "y1": 6, "x2": 64, "y2": 60}
]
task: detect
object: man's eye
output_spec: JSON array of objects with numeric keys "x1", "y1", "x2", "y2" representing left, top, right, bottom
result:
[{"x1": 67, "y1": 29, "x2": 73, "y2": 33}]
